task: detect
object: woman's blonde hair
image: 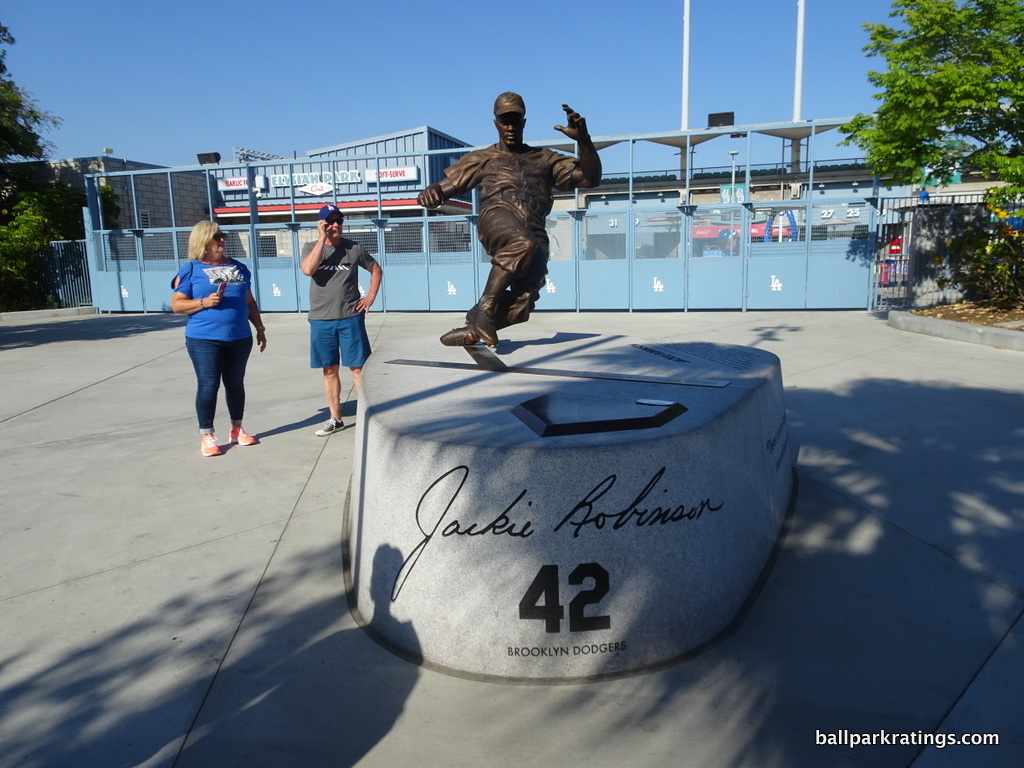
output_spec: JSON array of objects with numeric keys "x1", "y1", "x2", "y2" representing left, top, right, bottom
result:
[{"x1": 187, "y1": 220, "x2": 221, "y2": 261}]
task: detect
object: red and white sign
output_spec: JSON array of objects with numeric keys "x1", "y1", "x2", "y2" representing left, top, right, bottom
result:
[
  {"x1": 298, "y1": 182, "x2": 333, "y2": 195},
  {"x1": 366, "y1": 166, "x2": 419, "y2": 183},
  {"x1": 217, "y1": 175, "x2": 267, "y2": 192}
]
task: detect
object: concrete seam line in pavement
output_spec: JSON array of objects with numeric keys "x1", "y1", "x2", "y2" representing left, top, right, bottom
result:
[
  {"x1": 0, "y1": 346, "x2": 185, "y2": 427},
  {"x1": 1, "y1": 522, "x2": 286, "y2": 603},
  {"x1": 170, "y1": 434, "x2": 334, "y2": 766},
  {"x1": 907, "y1": 605, "x2": 1024, "y2": 767}
]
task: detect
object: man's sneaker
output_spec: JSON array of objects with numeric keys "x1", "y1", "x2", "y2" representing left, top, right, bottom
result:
[
  {"x1": 201, "y1": 434, "x2": 221, "y2": 457},
  {"x1": 230, "y1": 425, "x2": 257, "y2": 446},
  {"x1": 315, "y1": 418, "x2": 344, "y2": 437}
]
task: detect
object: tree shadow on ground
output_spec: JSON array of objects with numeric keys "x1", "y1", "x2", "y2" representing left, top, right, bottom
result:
[
  {"x1": 0, "y1": 313, "x2": 182, "y2": 350},
  {"x1": 0, "y1": 540, "x2": 419, "y2": 768},
  {"x1": 530, "y1": 376, "x2": 1024, "y2": 767},
  {"x1": 346, "y1": 366, "x2": 1023, "y2": 767},
  {"x1": 175, "y1": 545, "x2": 419, "y2": 768},
  {"x1": 4, "y1": 327, "x2": 1021, "y2": 767}
]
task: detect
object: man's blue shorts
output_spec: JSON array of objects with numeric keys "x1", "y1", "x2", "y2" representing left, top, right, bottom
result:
[{"x1": 309, "y1": 315, "x2": 371, "y2": 369}]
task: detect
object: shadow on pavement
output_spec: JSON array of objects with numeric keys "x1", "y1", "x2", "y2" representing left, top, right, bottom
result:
[{"x1": 0, "y1": 313, "x2": 184, "y2": 350}]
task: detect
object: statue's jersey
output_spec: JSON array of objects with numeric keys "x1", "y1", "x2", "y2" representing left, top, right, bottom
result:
[{"x1": 441, "y1": 144, "x2": 581, "y2": 238}]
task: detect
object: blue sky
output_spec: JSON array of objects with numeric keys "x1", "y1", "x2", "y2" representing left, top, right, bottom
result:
[{"x1": 4, "y1": 0, "x2": 898, "y2": 172}]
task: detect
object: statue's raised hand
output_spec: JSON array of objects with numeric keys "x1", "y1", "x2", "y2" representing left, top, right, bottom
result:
[{"x1": 554, "y1": 104, "x2": 591, "y2": 143}]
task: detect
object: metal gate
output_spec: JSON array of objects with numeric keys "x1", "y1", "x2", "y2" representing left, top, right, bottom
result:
[
  {"x1": 870, "y1": 195, "x2": 989, "y2": 310},
  {"x1": 41, "y1": 240, "x2": 91, "y2": 308},
  {"x1": 78, "y1": 175, "x2": 994, "y2": 315}
]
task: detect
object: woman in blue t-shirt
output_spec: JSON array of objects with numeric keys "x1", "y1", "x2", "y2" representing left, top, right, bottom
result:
[{"x1": 171, "y1": 221, "x2": 267, "y2": 456}]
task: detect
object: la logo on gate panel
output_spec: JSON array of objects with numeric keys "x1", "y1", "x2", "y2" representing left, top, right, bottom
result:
[
  {"x1": 770, "y1": 275, "x2": 783, "y2": 292},
  {"x1": 653, "y1": 277, "x2": 664, "y2": 293}
]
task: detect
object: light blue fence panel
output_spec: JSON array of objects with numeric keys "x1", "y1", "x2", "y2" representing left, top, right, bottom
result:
[
  {"x1": 426, "y1": 218, "x2": 476, "y2": 311},
  {"x1": 380, "y1": 221, "x2": 428, "y2": 310},
  {"x1": 540, "y1": 214, "x2": 577, "y2": 311},
  {"x1": 253, "y1": 227, "x2": 302, "y2": 312},
  {"x1": 294, "y1": 228, "x2": 319, "y2": 312},
  {"x1": 139, "y1": 231, "x2": 180, "y2": 312},
  {"x1": 806, "y1": 239, "x2": 874, "y2": 308},
  {"x1": 805, "y1": 203, "x2": 873, "y2": 308},
  {"x1": 100, "y1": 233, "x2": 145, "y2": 311},
  {"x1": 746, "y1": 244, "x2": 808, "y2": 308},
  {"x1": 632, "y1": 210, "x2": 684, "y2": 310},
  {"x1": 746, "y1": 207, "x2": 808, "y2": 308},
  {"x1": 430, "y1": 263, "x2": 475, "y2": 311},
  {"x1": 579, "y1": 212, "x2": 629, "y2": 309},
  {"x1": 340, "y1": 225, "x2": 385, "y2": 312},
  {"x1": 687, "y1": 207, "x2": 744, "y2": 309}
]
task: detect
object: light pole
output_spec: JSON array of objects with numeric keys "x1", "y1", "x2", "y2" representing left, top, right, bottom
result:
[
  {"x1": 682, "y1": 0, "x2": 691, "y2": 130},
  {"x1": 729, "y1": 150, "x2": 740, "y2": 202}
]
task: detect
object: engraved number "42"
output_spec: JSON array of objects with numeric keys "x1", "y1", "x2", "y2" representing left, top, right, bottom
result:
[{"x1": 519, "y1": 563, "x2": 611, "y2": 634}]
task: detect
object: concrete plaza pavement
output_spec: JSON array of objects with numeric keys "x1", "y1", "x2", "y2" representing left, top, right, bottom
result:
[{"x1": 0, "y1": 309, "x2": 1021, "y2": 768}]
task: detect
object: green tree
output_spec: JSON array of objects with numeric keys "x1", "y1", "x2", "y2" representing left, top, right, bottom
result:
[
  {"x1": 842, "y1": 0, "x2": 1024, "y2": 308},
  {"x1": 99, "y1": 184, "x2": 120, "y2": 230},
  {"x1": 938, "y1": 204, "x2": 1024, "y2": 308},
  {"x1": 841, "y1": 0, "x2": 1024, "y2": 202},
  {"x1": 0, "y1": 25, "x2": 59, "y2": 178},
  {"x1": 0, "y1": 24, "x2": 70, "y2": 311},
  {"x1": 0, "y1": 183, "x2": 86, "y2": 310}
]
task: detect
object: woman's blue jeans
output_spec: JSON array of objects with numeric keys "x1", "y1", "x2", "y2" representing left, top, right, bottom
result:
[{"x1": 184, "y1": 336, "x2": 253, "y2": 433}]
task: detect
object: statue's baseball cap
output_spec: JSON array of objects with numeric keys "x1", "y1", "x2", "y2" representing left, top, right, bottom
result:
[
  {"x1": 493, "y1": 91, "x2": 526, "y2": 117},
  {"x1": 318, "y1": 204, "x2": 343, "y2": 220}
]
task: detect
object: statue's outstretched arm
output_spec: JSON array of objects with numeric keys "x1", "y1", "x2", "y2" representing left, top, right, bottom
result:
[{"x1": 555, "y1": 104, "x2": 602, "y2": 189}]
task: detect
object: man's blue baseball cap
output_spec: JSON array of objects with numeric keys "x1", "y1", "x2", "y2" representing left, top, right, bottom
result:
[{"x1": 318, "y1": 204, "x2": 342, "y2": 220}]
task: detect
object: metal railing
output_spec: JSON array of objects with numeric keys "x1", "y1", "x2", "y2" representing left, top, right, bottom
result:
[
  {"x1": 871, "y1": 194, "x2": 990, "y2": 309},
  {"x1": 40, "y1": 240, "x2": 91, "y2": 308}
]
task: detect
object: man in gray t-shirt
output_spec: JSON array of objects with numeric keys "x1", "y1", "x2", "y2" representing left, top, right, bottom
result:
[{"x1": 300, "y1": 205, "x2": 383, "y2": 436}]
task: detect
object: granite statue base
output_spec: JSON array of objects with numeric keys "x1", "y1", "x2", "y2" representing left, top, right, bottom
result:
[{"x1": 345, "y1": 332, "x2": 793, "y2": 681}]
